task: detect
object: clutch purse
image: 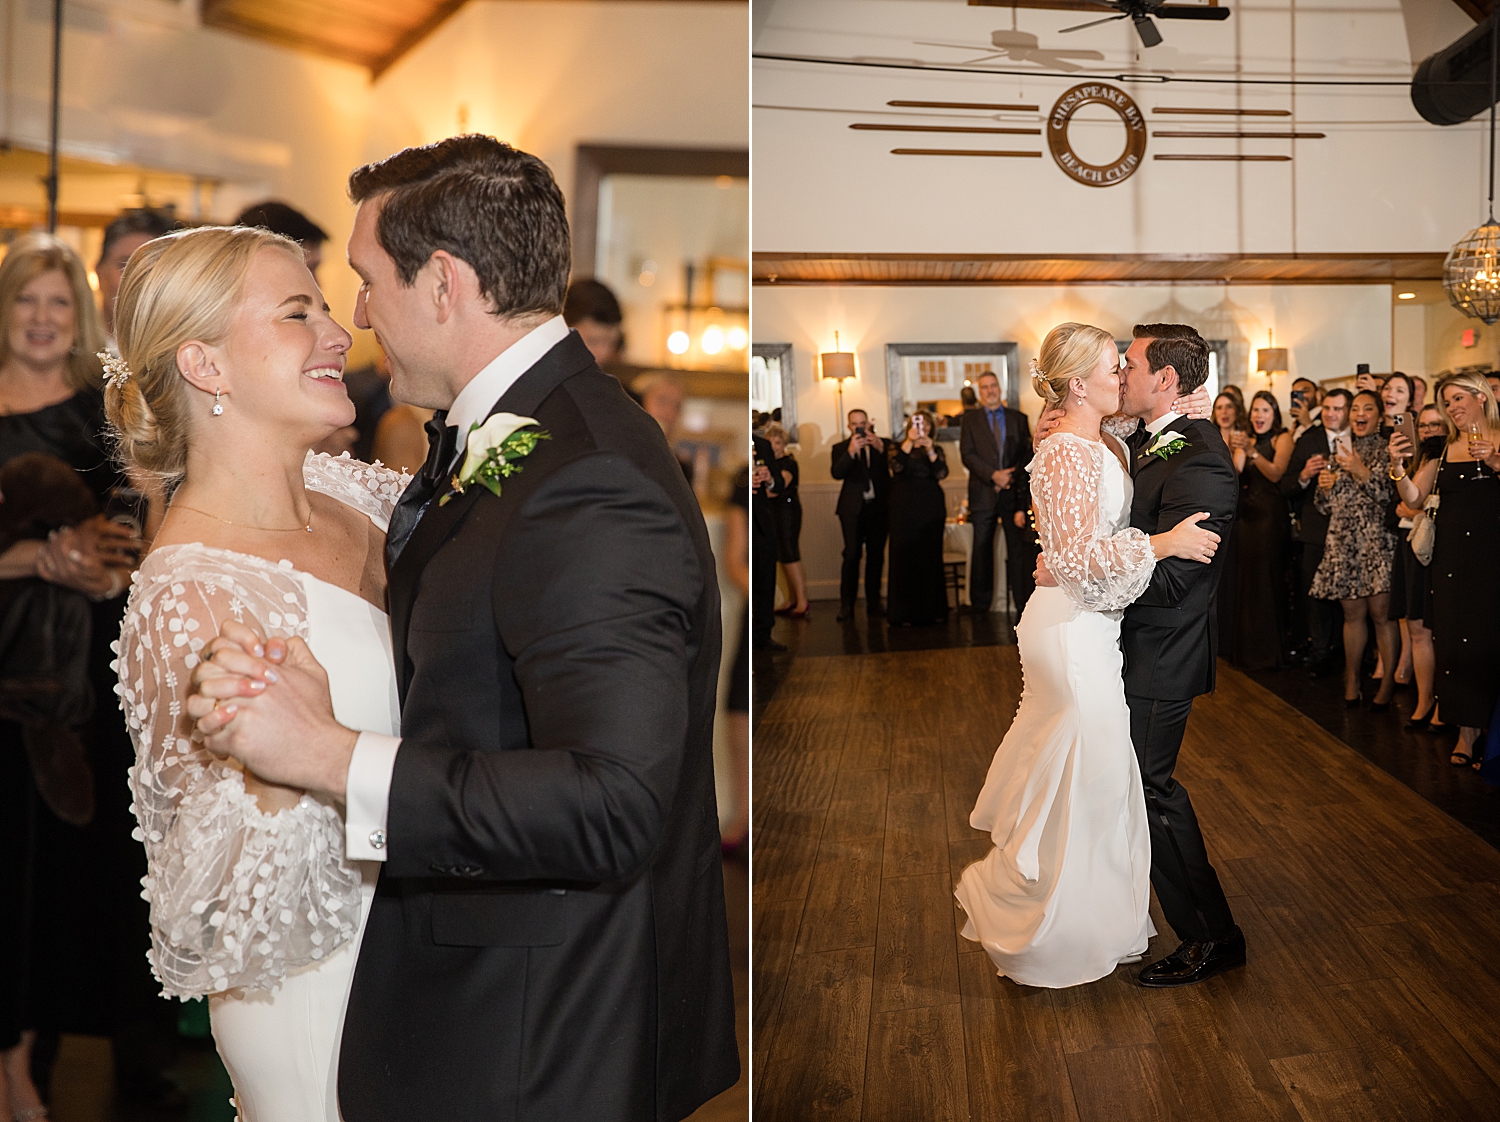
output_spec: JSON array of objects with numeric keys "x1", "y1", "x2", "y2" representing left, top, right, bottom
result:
[{"x1": 1408, "y1": 491, "x2": 1440, "y2": 566}]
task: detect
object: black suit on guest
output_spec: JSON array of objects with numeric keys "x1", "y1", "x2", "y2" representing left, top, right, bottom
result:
[
  {"x1": 1280, "y1": 424, "x2": 1339, "y2": 663},
  {"x1": 959, "y1": 405, "x2": 1037, "y2": 613},
  {"x1": 339, "y1": 333, "x2": 738, "y2": 1122},
  {"x1": 831, "y1": 436, "x2": 891, "y2": 609},
  {"x1": 1121, "y1": 418, "x2": 1239, "y2": 944}
]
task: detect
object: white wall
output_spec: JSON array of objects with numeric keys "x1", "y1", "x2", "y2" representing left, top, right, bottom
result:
[
  {"x1": 755, "y1": 282, "x2": 1393, "y2": 476},
  {"x1": 753, "y1": 0, "x2": 1491, "y2": 256}
]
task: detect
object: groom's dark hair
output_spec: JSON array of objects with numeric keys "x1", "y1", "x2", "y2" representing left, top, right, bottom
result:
[
  {"x1": 1133, "y1": 323, "x2": 1210, "y2": 395},
  {"x1": 349, "y1": 135, "x2": 570, "y2": 319}
]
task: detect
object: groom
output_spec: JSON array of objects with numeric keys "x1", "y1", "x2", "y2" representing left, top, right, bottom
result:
[
  {"x1": 1041, "y1": 323, "x2": 1244, "y2": 986},
  {"x1": 187, "y1": 137, "x2": 738, "y2": 1119}
]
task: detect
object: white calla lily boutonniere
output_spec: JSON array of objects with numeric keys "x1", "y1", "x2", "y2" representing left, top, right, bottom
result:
[
  {"x1": 1144, "y1": 429, "x2": 1189, "y2": 463},
  {"x1": 439, "y1": 412, "x2": 550, "y2": 505}
]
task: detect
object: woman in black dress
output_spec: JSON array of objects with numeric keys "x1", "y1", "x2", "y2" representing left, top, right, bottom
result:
[
  {"x1": 764, "y1": 422, "x2": 809, "y2": 617},
  {"x1": 1213, "y1": 392, "x2": 1250, "y2": 656},
  {"x1": 886, "y1": 411, "x2": 949, "y2": 626},
  {"x1": 1388, "y1": 405, "x2": 1447, "y2": 730},
  {"x1": 1227, "y1": 390, "x2": 1293, "y2": 669},
  {"x1": 0, "y1": 234, "x2": 152, "y2": 1117},
  {"x1": 1390, "y1": 372, "x2": 1500, "y2": 767}
]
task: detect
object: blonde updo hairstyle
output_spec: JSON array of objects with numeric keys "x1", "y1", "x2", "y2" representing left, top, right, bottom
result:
[
  {"x1": 0, "y1": 232, "x2": 105, "y2": 391},
  {"x1": 1030, "y1": 322, "x2": 1117, "y2": 410},
  {"x1": 106, "y1": 225, "x2": 305, "y2": 480}
]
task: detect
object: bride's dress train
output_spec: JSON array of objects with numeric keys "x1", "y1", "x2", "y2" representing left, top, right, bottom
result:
[
  {"x1": 117, "y1": 454, "x2": 406, "y2": 1121},
  {"x1": 954, "y1": 432, "x2": 1157, "y2": 988}
]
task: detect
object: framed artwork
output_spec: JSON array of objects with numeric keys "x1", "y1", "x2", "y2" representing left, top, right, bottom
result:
[{"x1": 885, "y1": 342, "x2": 1020, "y2": 436}]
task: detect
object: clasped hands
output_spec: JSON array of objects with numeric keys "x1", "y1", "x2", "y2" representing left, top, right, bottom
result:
[
  {"x1": 185, "y1": 619, "x2": 357, "y2": 802},
  {"x1": 35, "y1": 515, "x2": 140, "y2": 598}
]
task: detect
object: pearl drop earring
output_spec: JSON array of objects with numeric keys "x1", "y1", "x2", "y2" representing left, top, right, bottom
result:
[{"x1": 212, "y1": 388, "x2": 224, "y2": 417}]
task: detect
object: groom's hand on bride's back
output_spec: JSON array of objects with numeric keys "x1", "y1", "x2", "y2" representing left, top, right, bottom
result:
[{"x1": 187, "y1": 619, "x2": 357, "y2": 800}]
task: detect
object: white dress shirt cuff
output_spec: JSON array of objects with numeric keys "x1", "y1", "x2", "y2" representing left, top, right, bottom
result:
[{"x1": 345, "y1": 732, "x2": 400, "y2": 861}]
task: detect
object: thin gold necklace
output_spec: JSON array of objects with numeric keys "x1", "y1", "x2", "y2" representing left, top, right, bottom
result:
[{"x1": 170, "y1": 503, "x2": 313, "y2": 533}]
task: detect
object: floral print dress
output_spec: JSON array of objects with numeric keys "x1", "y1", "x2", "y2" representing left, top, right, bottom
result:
[{"x1": 1310, "y1": 432, "x2": 1396, "y2": 600}]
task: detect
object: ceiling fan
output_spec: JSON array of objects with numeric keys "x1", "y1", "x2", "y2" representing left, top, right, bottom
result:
[
  {"x1": 915, "y1": 30, "x2": 1105, "y2": 72},
  {"x1": 969, "y1": 0, "x2": 1230, "y2": 50}
]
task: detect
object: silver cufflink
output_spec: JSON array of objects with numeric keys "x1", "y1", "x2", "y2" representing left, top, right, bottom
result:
[{"x1": 369, "y1": 830, "x2": 387, "y2": 850}]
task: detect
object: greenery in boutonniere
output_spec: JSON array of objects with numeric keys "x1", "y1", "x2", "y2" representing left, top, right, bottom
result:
[
  {"x1": 1144, "y1": 429, "x2": 1188, "y2": 463},
  {"x1": 439, "y1": 412, "x2": 550, "y2": 505}
]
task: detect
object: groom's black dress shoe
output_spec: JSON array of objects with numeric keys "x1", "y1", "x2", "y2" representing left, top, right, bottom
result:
[{"x1": 1138, "y1": 927, "x2": 1245, "y2": 988}]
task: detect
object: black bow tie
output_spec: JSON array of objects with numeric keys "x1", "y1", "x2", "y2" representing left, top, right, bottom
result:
[
  {"x1": 386, "y1": 410, "x2": 456, "y2": 569},
  {"x1": 421, "y1": 413, "x2": 459, "y2": 489}
]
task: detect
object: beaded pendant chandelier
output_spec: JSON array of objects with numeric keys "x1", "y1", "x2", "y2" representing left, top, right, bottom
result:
[{"x1": 1445, "y1": 17, "x2": 1500, "y2": 325}]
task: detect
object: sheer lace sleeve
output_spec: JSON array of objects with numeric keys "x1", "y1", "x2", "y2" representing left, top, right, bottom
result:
[
  {"x1": 1102, "y1": 413, "x2": 1141, "y2": 442},
  {"x1": 303, "y1": 451, "x2": 409, "y2": 532},
  {"x1": 1030, "y1": 434, "x2": 1157, "y2": 612},
  {"x1": 116, "y1": 548, "x2": 361, "y2": 999}
]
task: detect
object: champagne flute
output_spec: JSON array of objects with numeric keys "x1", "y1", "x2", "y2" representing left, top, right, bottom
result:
[{"x1": 1470, "y1": 423, "x2": 1489, "y2": 478}]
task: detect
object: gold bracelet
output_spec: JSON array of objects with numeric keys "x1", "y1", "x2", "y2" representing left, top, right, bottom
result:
[{"x1": 1389, "y1": 465, "x2": 1407, "y2": 482}]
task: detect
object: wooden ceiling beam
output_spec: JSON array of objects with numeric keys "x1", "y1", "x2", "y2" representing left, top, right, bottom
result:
[{"x1": 752, "y1": 252, "x2": 1448, "y2": 286}]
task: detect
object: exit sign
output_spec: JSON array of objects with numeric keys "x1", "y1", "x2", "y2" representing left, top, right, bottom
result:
[{"x1": 1463, "y1": 328, "x2": 1479, "y2": 348}]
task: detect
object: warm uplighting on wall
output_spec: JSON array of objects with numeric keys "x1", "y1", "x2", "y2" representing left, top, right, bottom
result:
[
  {"x1": 820, "y1": 331, "x2": 857, "y2": 432},
  {"x1": 1256, "y1": 328, "x2": 1288, "y2": 383}
]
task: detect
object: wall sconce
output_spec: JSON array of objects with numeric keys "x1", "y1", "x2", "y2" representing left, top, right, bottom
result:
[
  {"x1": 1256, "y1": 329, "x2": 1288, "y2": 384},
  {"x1": 820, "y1": 331, "x2": 857, "y2": 433}
]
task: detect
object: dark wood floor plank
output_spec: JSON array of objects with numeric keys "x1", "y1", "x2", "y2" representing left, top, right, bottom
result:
[
  {"x1": 958, "y1": 951, "x2": 1081, "y2": 1122},
  {"x1": 1270, "y1": 1048, "x2": 1413, "y2": 1122},
  {"x1": 1051, "y1": 967, "x2": 1158, "y2": 1054},
  {"x1": 872, "y1": 873, "x2": 963, "y2": 1014},
  {"x1": 756, "y1": 947, "x2": 875, "y2": 1122},
  {"x1": 1140, "y1": 982, "x2": 1302, "y2": 1122},
  {"x1": 890, "y1": 735, "x2": 944, "y2": 795},
  {"x1": 754, "y1": 649, "x2": 1500, "y2": 1120},
  {"x1": 1323, "y1": 977, "x2": 1500, "y2": 1120},
  {"x1": 752, "y1": 895, "x2": 806, "y2": 1095},
  {"x1": 1064, "y1": 1045, "x2": 1188, "y2": 1122},
  {"x1": 824, "y1": 767, "x2": 889, "y2": 841},
  {"x1": 861, "y1": 1004, "x2": 969, "y2": 1122},
  {"x1": 882, "y1": 789, "x2": 948, "y2": 878},
  {"x1": 797, "y1": 834, "x2": 885, "y2": 955}
]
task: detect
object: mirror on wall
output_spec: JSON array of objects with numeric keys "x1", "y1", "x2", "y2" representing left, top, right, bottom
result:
[{"x1": 884, "y1": 342, "x2": 1020, "y2": 439}]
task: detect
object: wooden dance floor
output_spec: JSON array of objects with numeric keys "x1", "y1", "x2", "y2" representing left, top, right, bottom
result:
[{"x1": 752, "y1": 647, "x2": 1500, "y2": 1121}]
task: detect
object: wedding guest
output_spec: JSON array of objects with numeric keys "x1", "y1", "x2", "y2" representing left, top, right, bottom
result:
[
  {"x1": 1212, "y1": 391, "x2": 1249, "y2": 651},
  {"x1": 1283, "y1": 388, "x2": 1352, "y2": 676},
  {"x1": 1289, "y1": 377, "x2": 1321, "y2": 442},
  {"x1": 1389, "y1": 372, "x2": 1500, "y2": 767},
  {"x1": 764, "y1": 422, "x2": 808, "y2": 617},
  {"x1": 1214, "y1": 391, "x2": 1251, "y2": 472},
  {"x1": 234, "y1": 200, "x2": 329, "y2": 277},
  {"x1": 831, "y1": 409, "x2": 889, "y2": 620},
  {"x1": 1355, "y1": 367, "x2": 1385, "y2": 394},
  {"x1": 721, "y1": 468, "x2": 750, "y2": 854},
  {"x1": 95, "y1": 210, "x2": 180, "y2": 354},
  {"x1": 959, "y1": 370, "x2": 1034, "y2": 615},
  {"x1": 0, "y1": 234, "x2": 172, "y2": 1114},
  {"x1": 1381, "y1": 373, "x2": 1415, "y2": 427},
  {"x1": 886, "y1": 411, "x2": 949, "y2": 626},
  {"x1": 1311, "y1": 390, "x2": 1397, "y2": 708},
  {"x1": 564, "y1": 278, "x2": 625, "y2": 367},
  {"x1": 1487, "y1": 372, "x2": 1500, "y2": 402},
  {"x1": 1228, "y1": 391, "x2": 1293, "y2": 669},
  {"x1": 1387, "y1": 404, "x2": 1447, "y2": 730},
  {"x1": 1412, "y1": 375, "x2": 1429, "y2": 411},
  {"x1": 751, "y1": 434, "x2": 784, "y2": 651},
  {"x1": 634, "y1": 372, "x2": 693, "y2": 483}
]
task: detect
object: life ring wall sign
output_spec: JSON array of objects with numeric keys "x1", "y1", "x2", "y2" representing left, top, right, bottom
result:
[{"x1": 1047, "y1": 83, "x2": 1148, "y2": 187}]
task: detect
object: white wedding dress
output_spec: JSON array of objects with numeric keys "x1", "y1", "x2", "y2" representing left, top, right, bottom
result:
[
  {"x1": 954, "y1": 431, "x2": 1157, "y2": 988},
  {"x1": 116, "y1": 453, "x2": 408, "y2": 1121}
]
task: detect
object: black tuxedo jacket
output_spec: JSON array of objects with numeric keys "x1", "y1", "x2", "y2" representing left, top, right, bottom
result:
[
  {"x1": 1281, "y1": 424, "x2": 1333, "y2": 546},
  {"x1": 1120, "y1": 418, "x2": 1238, "y2": 701},
  {"x1": 959, "y1": 406, "x2": 1032, "y2": 515},
  {"x1": 830, "y1": 436, "x2": 891, "y2": 519},
  {"x1": 339, "y1": 333, "x2": 738, "y2": 1122}
]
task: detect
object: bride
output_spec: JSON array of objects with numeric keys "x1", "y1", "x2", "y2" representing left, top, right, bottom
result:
[
  {"x1": 953, "y1": 322, "x2": 1219, "y2": 989},
  {"x1": 106, "y1": 226, "x2": 406, "y2": 1120}
]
